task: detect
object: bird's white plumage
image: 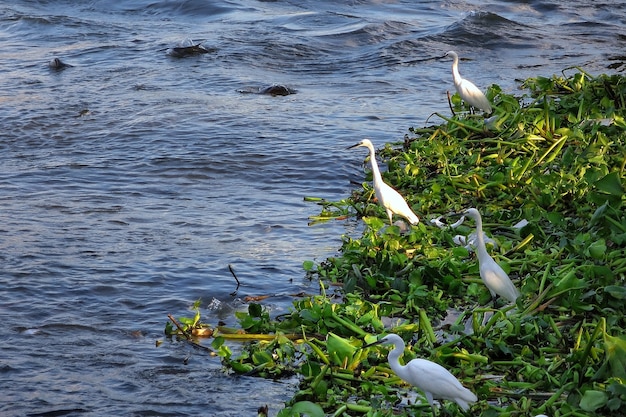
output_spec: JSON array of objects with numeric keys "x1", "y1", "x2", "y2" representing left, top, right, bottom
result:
[
  {"x1": 371, "y1": 334, "x2": 477, "y2": 412},
  {"x1": 348, "y1": 139, "x2": 419, "y2": 225},
  {"x1": 445, "y1": 51, "x2": 492, "y2": 113},
  {"x1": 463, "y1": 208, "x2": 520, "y2": 304}
]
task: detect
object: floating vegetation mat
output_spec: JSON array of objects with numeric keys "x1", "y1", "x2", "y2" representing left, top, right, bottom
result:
[{"x1": 165, "y1": 69, "x2": 625, "y2": 417}]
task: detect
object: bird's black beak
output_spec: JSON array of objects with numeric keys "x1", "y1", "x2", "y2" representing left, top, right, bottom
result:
[
  {"x1": 347, "y1": 143, "x2": 360, "y2": 150},
  {"x1": 362, "y1": 338, "x2": 384, "y2": 349},
  {"x1": 440, "y1": 211, "x2": 466, "y2": 229}
]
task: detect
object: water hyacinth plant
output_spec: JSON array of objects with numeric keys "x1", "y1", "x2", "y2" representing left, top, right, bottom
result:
[{"x1": 165, "y1": 69, "x2": 625, "y2": 416}]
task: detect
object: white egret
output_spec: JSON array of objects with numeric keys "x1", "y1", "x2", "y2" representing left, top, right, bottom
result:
[
  {"x1": 348, "y1": 139, "x2": 419, "y2": 226},
  {"x1": 445, "y1": 51, "x2": 492, "y2": 114},
  {"x1": 463, "y1": 208, "x2": 520, "y2": 304},
  {"x1": 364, "y1": 334, "x2": 477, "y2": 414}
]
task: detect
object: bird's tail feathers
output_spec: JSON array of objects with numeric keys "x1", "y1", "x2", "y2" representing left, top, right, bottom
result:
[
  {"x1": 455, "y1": 399, "x2": 471, "y2": 411},
  {"x1": 406, "y1": 213, "x2": 420, "y2": 225},
  {"x1": 455, "y1": 389, "x2": 478, "y2": 411}
]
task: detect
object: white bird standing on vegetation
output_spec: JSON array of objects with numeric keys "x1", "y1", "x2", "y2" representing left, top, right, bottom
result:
[
  {"x1": 348, "y1": 139, "x2": 419, "y2": 226},
  {"x1": 463, "y1": 208, "x2": 520, "y2": 304},
  {"x1": 364, "y1": 334, "x2": 477, "y2": 414},
  {"x1": 445, "y1": 51, "x2": 492, "y2": 114}
]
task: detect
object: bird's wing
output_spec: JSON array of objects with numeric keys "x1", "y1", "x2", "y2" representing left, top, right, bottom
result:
[
  {"x1": 458, "y1": 79, "x2": 491, "y2": 112},
  {"x1": 378, "y1": 182, "x2": 419, "y2": 223},
  {"x1": 377, "y1": 181, "x2": 404, "y2": 206},
  {"x1": 404, "y1": 359, "x2": 474, "y2": 402},
  {"x1": 480, "y1": 260, "x2": 519, "y2": 303}
]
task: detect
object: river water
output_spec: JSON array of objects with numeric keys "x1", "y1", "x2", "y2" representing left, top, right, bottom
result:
[{"x1": 1, "y1": 1, "x2": 624, "y2": 415}]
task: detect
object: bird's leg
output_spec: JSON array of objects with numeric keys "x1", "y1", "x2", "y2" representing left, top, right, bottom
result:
[
  {"x1": 425, "y1": 393, "x2": 437, "y2": 416},
  {"x1": 490, "y1": 293, "x2": 498, "y2": 308}
]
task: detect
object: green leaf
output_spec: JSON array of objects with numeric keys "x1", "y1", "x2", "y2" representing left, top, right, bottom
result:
[
  {"x1": 326, "y1": 332, "x2": 357, "y2": 367},
  {"x1": 252, "y1": 350, "x2": 274, "y2": 366},
  {"x1": 580, "y1": 389, "x2": 608, "y2": 412},
  {"x1": 178, "y1": 316, "x2": 194, "y2": 326},
  {"x1": 589, "y1": 201, "x2": 609, "y2": 225},
  {"x1": 451, "y1": 246, "x2": 470, "y2": 258},
  {"x1": 212, "y1": 337, "x2": 231, "y2": 359},
  {"x1": 211, "y1": 336, "x2": 225, "y2": 348},
  {"x1": 547, "y1": 211, "x2": 565, "y2": 225},
  {"x1": 604, "y1": 332, "x2": 626, "y2": 379},
  {"x1": 605, "y1": 285, "x2": 626, "y2": 300},
  {"x1": 249, "y1": 303, "x2": 263, "y2": 318},
  {"x1": 302, "y1": 260, "x2": 315, "y2": 271},
  {"x1": 363, "y1": 215, "x2": 385, "y2": 230},
  {"x1": 230, "y1": 361, "x2": 253, "y2": 373},
  {"x1": 287, "y1": 401, "x2": 325, "y2": 417},
  {"x1": 585, "y1": 238, "x2": 607, "y2": 259},
  {"x1": 595, "y1": 171, "x2": 624, "y2": 196},
  {"x1": 299, "y1": 308, "x2": 320, "y2": 322},
  {"x1": 551, "y1": 269, "x2": 586, "y2": 294}
]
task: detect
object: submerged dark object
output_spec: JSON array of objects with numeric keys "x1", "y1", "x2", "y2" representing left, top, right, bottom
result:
[
  {"x1": 238, "y1": 84, "x2": 296, "y2": 96},
  {"x1": 260, "y1": 84, "x2": 296, "y2": 96},
  {"x1": 167, "y1": 38, "x2": 213, "y2": 58},
  {"x1": 48, "y1": 57, "x2": 73, "y2": 70}
]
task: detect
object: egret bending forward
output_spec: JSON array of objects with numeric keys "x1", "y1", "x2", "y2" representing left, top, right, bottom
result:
[
  {"x1": 463, "y1": 208, "x2": 520, "y2": 304},
  {"x1": 365, "y1": 334, "x2": 477, "y2": 414},
  {"x1": 348, "y1": 139, "x2": 419, "y2": 226},
  {"x1": 445, "y1": 51, "x2": 492, "y2": 114}
]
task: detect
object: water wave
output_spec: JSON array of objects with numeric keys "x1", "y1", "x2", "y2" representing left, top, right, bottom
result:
[{"x1": 1, "y1": 1, "x2": 624, "y2": 416}]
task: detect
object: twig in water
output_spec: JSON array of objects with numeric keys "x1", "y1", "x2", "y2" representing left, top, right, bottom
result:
[
  {"x1": 229, "y1": 264, "x2": 240, "y2": 296},
  {"x1": 447, "y1": 90, "x2": 456, "y2": 116},
  {"x1": 168, "y1": 314, "x2": 191, "y2": 340},
  {"x1": 167, "y1": 314, "x2": 215, "y2": 354}
]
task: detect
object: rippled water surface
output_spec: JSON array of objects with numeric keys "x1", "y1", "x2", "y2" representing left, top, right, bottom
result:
[{"x1": 1, "y1": 1, "x2": 624, "y2": 415}]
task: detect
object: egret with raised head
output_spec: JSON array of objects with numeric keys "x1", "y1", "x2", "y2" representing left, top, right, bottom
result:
[
  {"x1": 462, "y1": 207, "x2": 520, "y2": 304},
  {"x1": 364, "y1": 333, "x2": 477, "y2": 414},
  {"x1": 445, "y1": 51, "x2": 492, "y2": 114},
  {"x1": 348, "y1": 139, "x2": 419, "y2": 226}
]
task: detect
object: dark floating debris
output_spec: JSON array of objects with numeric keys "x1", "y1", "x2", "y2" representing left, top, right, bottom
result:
[
  {"x1": 238, "y1": 84, "x2": 297, "y2": 96},
  {"x1": 48, "y1": 57, "x2": 73, "y2": 70},
  {"x1": 260, "y1": 84, "x2": 296, "y2": 96},
  {"x1": 607, "y1": 54, "x2": 626, "y2": 71},
  {"x1": 167, "y1": 38, "x2": 214, "y2": 58}
]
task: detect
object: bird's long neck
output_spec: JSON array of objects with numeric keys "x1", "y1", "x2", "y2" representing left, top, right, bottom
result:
[
  {"x1": 451, "y1": 56, "x2": 462, "y2": 86},
  {"x1": 474, "y1": 213, "x2": 489, "y2": 258},
  {"x1": 366, "y1": 144, "x2": 383, "y2": 184},
  {"x1": 387, "y1": 345, "x2": 406, "y2": 375}
]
